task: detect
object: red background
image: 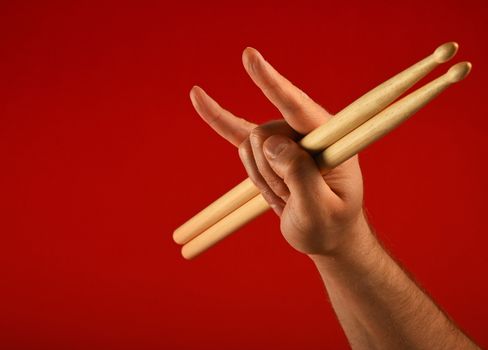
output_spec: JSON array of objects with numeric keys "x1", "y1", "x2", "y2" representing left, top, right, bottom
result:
[{"x1": 1, "y1": 1, "x2": 487, "y2": 349}]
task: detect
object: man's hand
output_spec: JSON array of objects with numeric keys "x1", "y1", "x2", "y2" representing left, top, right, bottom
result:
[{"x1": 189, "y1": 47, "x2": 365, "y2": 256}]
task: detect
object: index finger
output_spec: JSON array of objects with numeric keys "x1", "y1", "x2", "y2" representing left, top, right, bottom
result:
[{"x1": 242, "y1": 47, "x2": 331, "y2": 134}]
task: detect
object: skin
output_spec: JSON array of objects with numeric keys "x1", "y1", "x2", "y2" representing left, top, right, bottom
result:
[{"x1": 188, "y1": 47, "x2": 480, "y2": 349}]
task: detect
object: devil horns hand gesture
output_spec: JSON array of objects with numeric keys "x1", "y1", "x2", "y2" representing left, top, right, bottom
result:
[{"x1": 189, "y1": 47, "x2": 366, "y2": 256}]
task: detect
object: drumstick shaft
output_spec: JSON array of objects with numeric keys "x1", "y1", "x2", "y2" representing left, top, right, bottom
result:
[
  {"x1": 181, "y1": 195, "x2": 270, "y2": 259},
  {"x1": 181, "y1": 62, "x2": 472, "y2": 259},
  {"x1": 299, "y1": 42, "x2": 458, "y2": 152},
  {"x1": 173, "y1": 42, "x2": 458, "y2": 245},
  {"x1": 316, "y1": 62, "x2": 472, "y2": 169}
]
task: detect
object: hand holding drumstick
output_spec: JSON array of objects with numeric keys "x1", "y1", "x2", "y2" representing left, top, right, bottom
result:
[
  {"x1": 190, "y1": 47, "x2": 364, "y2": 255},
  {"x1": 186, "y1": 47, "x2": 480, "y2": 349},
  {"x1": 176, "y1": 43, "x2": 470, "y2": 259}
]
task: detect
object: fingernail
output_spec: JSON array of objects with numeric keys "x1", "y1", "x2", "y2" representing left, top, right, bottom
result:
[{"x1": 264, "y1": 137, "x2": 289, "y2": 159}]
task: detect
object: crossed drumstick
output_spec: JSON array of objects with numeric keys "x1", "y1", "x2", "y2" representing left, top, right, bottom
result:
[{"x1": 173, "y1": 42, "x2": 471, "y2": 259}]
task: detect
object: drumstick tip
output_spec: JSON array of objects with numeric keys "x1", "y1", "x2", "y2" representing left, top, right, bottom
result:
[
  {"x1": 434, "y1": 42, "x2": 459, "y2": 63},
  {"x1": 447, "y1": 61, "x2": 472, "y2": 83},
  {"x1": 173, "y1": 228, "x2": 185, "y2": 245},
  {"x1": 181, "y1": 245, "x2": 195, "y2": 260}
]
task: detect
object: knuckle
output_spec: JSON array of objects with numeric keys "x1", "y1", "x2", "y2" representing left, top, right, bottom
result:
[
  {"x1": 249, "y1": 125, "x2": 267, "y2": 142},
  {"x1": 250, "y1": 120, "x2": 300, "y2": 146},
  {"x1": 259, "y1": 187, "x2": 283, "y2": 208},
  {"x1": 250, "y1": 121, "x2": 284, "y2": 139},
  {"x1": 266, "y1": 176, "x2": 283, "y2": 189},
  {"x1": 250, "y1": 176, "x2": 271, "y2": 196},
  {"x1": 260, "y1": 186, "x2": 274, "y2": 200},
  {"x1": 267, "y1": 178, "x2": 289, "y2": 199},
  {"x1": 238, "y1": 140, "x2": 251, "y2": 159},
  {"x1": 246, "y1": 167, "x2": 266, "y2": 193}
]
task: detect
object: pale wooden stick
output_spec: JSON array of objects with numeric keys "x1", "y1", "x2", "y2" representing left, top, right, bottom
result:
[
  {"x1": 181, "y1": 195, "x2": 270, "y2": 259},
  {"x1": 299, "y1": 42, "x2": 459, "y2": 151},
  {"x1": 173, "y1": 42, "x2": 459, "y2": 245},
  {"x1": 316, "y1": 62, "x2": 472, "y2": 169},
  {"x1": 181, "y1": 62, "x2": 472, "y2": 259}
]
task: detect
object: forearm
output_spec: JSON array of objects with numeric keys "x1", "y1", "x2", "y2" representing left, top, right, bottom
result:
[{"x1": 310, "y1": 212, "x2": 479, "y2": 349}]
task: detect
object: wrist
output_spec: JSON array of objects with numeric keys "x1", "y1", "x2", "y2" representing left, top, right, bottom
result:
[{"x1": 308, "y1": 209, "x2": 378, "y2": 264}]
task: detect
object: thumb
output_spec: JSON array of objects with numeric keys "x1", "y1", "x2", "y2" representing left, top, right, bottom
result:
[{"x1": 263, "y1": 135, "x2": 331, "y2": 202}]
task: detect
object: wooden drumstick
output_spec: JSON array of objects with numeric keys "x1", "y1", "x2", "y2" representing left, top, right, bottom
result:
[
  {"x1": 300, "y1": 42, "x2": 459, "y2": 151},
  {"x1": 181, "y1": 62, "x2": 472, "y2": 259},
  {"x1": 173, "y1": 42, "x2": 459, "y2": 246},
  {"x1": 316, "y1": 62, "x2": 472, "y2": 169}
]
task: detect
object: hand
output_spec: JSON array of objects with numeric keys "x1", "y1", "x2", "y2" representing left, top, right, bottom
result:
[{"x1": 189, "y1": 47, "x2": 367, "y2": 256}]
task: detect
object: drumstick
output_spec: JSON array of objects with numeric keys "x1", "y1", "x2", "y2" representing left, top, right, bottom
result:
[
  {"x1": 181, "y1": 62, "x2": 472, "y2": 259},
  {"x1": 173, "y1": 42, "x2": 459, "y2": 245}
]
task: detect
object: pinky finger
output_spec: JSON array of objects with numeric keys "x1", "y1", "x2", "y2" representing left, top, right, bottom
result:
[{"x1": 190, "y1": 85, "x2": 256, "y2": 147}]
